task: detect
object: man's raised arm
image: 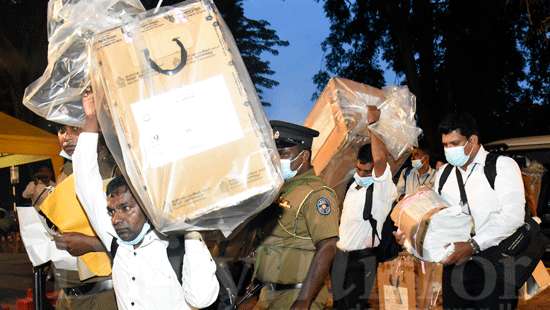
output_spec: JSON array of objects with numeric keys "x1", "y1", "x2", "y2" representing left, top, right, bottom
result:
[{"x1": 73, "y1": 92, "x2": 115, "y2": 248}]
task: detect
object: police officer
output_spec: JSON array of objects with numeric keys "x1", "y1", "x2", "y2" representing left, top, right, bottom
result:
[{"x1": 254, "y1": 121, "x2": 340, "y2": 310}]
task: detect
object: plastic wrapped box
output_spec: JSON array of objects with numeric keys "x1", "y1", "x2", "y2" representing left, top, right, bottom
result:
[
  {"x1": 368, "y1": 86, "x2": 423, "y2": 160},
  {"x1": 304, "y1": 77, "x2": 408, "y2": 200},
  {"x1": 23, "y1": 0, "x2": 145, "y2": 126},
  {"x1": 377, "y1": 253, "x2": 443, "y2": 310},
  {"x1": 90, "y1": 0, "x2": 283, "y2": 235},
  {"x1": 391, "y1": 188, "x2": 472, "y2": 262}
]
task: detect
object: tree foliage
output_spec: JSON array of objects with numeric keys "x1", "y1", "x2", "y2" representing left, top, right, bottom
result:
[{"x1": 315, "y1": 0, "x2": 549, "y2": 145}]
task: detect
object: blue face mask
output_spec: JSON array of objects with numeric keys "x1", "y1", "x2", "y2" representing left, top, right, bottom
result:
[
  {"x1": 280, "y1": 151, "x2": 304, "y2": 180},
  {"x1": 117, "y1": 222, "x2": 151, "y2": 246},
  {"x1": 411, "y1": 159, "x2": 423, "y2": 169},
  {"x1": 354, "y1": 172, "x2": 374, "y2": 188},
  {"x1": 444, "y1": 141, "x2": 472, "y2": 167}
]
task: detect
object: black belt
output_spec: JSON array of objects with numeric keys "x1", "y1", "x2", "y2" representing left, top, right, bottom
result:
[
  {"x1": 63, "y1": 280, "x2": 113, "y2": 296},
  {"x1": 264, "y1": 282, "x2": 303, "y2": 291},
  {"x1": 346, "y1": 247, "x2": 377, "y2": 260}
]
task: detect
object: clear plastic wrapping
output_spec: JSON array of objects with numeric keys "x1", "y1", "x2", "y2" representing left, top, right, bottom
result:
[
  {"x1": 368, "y1": 86, "x2": 423, "y2": 160},
  {"x1": 23, "y1": 0, "x2": 145, "y2": 126},
  {"x1": 391, "y1": 188, "x2": 472, "y2": 262},
  {"x1": 90, "y1": 0, "x2": 283, "y2": 235},
  {"x1": 304, "y1": 78, "x2": 408, "y2": 200},
  {"x1": 377, "y1": 253, "x2": 443, "y2": 309}
]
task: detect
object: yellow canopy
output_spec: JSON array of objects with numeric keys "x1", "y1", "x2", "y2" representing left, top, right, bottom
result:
[{"x1": 0, "y1": 112, "x2": 63, "y2": 177}]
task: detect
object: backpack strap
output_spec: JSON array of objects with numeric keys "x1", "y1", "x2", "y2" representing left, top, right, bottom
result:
[
  {"x1": 166, "y1": 236, "x2": 186, "y2": 285},
  {"x1": 109, "y1": 235, "x2": 186, "y2": 285},
  {"x1": 402, "y1": 167, "x2": 413, "y2": 194},
  {"x1": 484, "y1": 152, "x2": 499, "y2": 190},
  {"x1": 362, "y1": 184, "x2": 380, "y2": 244},
  {"x1": 110, "y1": 237, "x2": 119, "y2": 262},
  {"x1": 438, "y1": 164, "x2": 454, "y2": 195}
]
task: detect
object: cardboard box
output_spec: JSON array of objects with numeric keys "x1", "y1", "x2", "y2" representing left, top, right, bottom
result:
[
  {"x1": 91, "y1": 0, "x2": 282, "y2": 233},
  {"x1": 304, "y1": 78, "x2": 406, "y2": 201},
  {"x1": 377, "y1": 253, "x2": 443, "y2": 310},
  {"x1": 377, "y1": 253, "x2": 417, "y2": 310},
  {"x1": 390, "y1": 189, "x2": 448, "y2": 257},
  {"x1": 519, "y1": 261, "x2": 550, "y2": 301}
]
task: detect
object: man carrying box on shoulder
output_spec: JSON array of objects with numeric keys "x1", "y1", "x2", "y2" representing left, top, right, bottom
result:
[{"x1": 72, "y1": 92, "x2": 219, "y2": 310}]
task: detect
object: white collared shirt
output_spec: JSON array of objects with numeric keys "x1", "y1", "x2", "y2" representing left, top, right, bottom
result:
[
  {"x1": 434, "y1": 145, "x2": 525, "y2": 251},
  {"x1": 337, "y1": 164, "x2": 397, "y2": 252},
  {"x1": 73, "y1": 132, "x2": 219, "y2": 310},
  {"x1": 396, "y1": 166, "x2": 436, "y2": 196}
]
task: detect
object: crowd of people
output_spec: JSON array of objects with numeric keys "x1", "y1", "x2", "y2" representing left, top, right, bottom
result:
[{"x1": 12, "y1": 90, "x2": 535, "y2": 310}]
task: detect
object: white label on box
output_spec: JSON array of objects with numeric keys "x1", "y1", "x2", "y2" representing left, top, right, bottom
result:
[
  {"x1": 131, "y1": 75, "x2": 244, "y2": 168},
  {"x1": 383, "y1": 285, "x2": 409, "y2": 310}
]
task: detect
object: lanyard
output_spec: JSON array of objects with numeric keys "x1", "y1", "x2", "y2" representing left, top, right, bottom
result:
[
  {"x1": 456, "y1": 163, "x2": 478, "y2": 214},
  {"x1": 416, "y1": 170, "x2": 432, "y2": 186}
]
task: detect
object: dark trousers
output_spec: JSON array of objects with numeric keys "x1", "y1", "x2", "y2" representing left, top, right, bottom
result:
[
  {"x1": 331, "y1": 248, "x2": 377, "y2": 310},
  {"x1": 442, "y1": 255, "x2": 518, "y2": 310}
]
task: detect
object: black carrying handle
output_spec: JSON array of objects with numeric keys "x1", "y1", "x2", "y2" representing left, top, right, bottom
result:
[{"x1": 143, "y1": 38, "x2": 187, "y2": 76}]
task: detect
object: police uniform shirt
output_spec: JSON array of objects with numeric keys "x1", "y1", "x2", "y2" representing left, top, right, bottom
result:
[
  {"x1": 73, "y1": 133, "x2": 219, "y2": 310},
  {"x1": 396, "y1": 166, "x2": 436, "y2": 196},
  {"x1": 337, "y1": 163, "x2": 397, "y2": 252},
  {"x1": 255, "y1": 169, "x2": 340, "y2": 284},
  {"x1": 434, "y1": 145, "x2": 525, "y2": 251}
]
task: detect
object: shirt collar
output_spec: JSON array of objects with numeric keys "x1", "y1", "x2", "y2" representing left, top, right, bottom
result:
[
  {"x1": 471, "y1": 144, "x2": 488, "y2": 166},
  {"x1": 110, "y1": 229, "x2": 164, "y2": 250},
  {"x1": 59, "y1": 149, "x2": 72, "y2": 160}
]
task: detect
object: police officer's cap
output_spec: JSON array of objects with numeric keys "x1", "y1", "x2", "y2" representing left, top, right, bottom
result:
[{"x1": 270, "y1": 120, "x2": 319, "y2": 149}]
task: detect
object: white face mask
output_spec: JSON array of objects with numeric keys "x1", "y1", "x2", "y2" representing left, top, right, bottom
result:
[
  {"x1": 411, "y1": 159, "x2": 423, "y2": 169},
  {"x1": 444, "y1": 140, "x2": 472, "y2": 167},
  {"x1": 117, "y1": 222, "x2": 151, "y2": 246},
  {"x1": 353, "y1": 172, "x2": 374, "y2": 188},
  {"x1": 280, "y1": 151, "x2": 304, "y2": 180}
]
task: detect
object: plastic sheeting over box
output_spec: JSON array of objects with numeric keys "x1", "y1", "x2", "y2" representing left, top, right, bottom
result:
[
  {"x1": 90, "y1": 0, "x2": 283, "y2": 235},
  {"x1": 23, "y1": 0, "x2": 145, "y2": 126},
  {"x1": 304, "y1": 78, "x2": 409, "y2": 200},
  {"x1": 377, "y1": 253, "x2": 443, "y2": 310},
  {"x1": 391, "y1": 189, "x2": 472, "y2": 262},
  {"x1": 369, "y1": 86, "x2": 423, "y2": 160}
]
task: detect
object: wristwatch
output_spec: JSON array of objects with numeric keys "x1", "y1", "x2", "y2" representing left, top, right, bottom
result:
[{"x1": 468, "y1": 238, "x2": 480, "y2": 255}]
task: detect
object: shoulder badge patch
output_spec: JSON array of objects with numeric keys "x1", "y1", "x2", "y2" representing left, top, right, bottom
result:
[{"x1": 316, "y1": 197, "x2": 331, "y2": 216}]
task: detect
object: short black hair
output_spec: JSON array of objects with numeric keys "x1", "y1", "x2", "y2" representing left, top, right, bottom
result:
[
  {"x1": 438, "y1": 112, "x2": 479, "y2": 138},
  {"x1": 415, "y1": 139, "x2": 432, "y2": 157},
  {"x1": 106, "y1": 175, "x2": 128, "y2": 197},
  {"x1": 357, "y1": 144, "x2": 373, "y2": 164}
]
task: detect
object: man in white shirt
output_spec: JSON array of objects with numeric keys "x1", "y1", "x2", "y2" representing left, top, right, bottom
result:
[
  {"x1": 331, "y1": 107, "x2": 397, "y2": 309},
  {"x1": 396, "y1": 145, "x2": 436, "y2": 199},
  {"x1": 428, "y1": 113, "x2": 524, "y2": 309},
  {"x1": 72, "y1": 92, "x2": 219, "y2": 309}
]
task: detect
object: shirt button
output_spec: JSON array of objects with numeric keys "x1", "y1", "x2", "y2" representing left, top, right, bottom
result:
[
  {"x1": 133, "y1": 252, "x2": 137, "y2": 256},
  {"x1": 132, "y1": 276, "x2": 135, "y2": 281},
  {"x1": 131, "y1": 302, "x2": 135, "y2": 306}
]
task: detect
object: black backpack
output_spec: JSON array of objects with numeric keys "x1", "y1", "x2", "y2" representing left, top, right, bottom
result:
[
  {"x1": 437, "y1": 152, "x2": 549, "y2": 288},
  {"x1": 362, "y1": 184, "x2": 400, "y2": 262},
  {"x1": 110, "y1": 235, "x2": 186, "y2": 284},
  {"x1": 437, "y1": 152, "x2": 499, "y2": 195}
]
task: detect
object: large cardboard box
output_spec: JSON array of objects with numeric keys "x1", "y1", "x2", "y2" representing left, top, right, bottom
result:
[
  {"x1": 377, "y1": 253, "x2": 443, "y2": 310},
  {"x1": 304, "y1": 77, "x2": 406, "y2": 201},
  {"x1": 91, "y1": 0, "x2": 282, "y2": 234}
]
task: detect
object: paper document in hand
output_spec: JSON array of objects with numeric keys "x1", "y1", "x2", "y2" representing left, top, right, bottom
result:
[
  {"x1": 17, "y1": 206, "x2": 77, "y2": 271},
  {"x1": 39, "y1": 175, "x2": 112, "y2": 278}
]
